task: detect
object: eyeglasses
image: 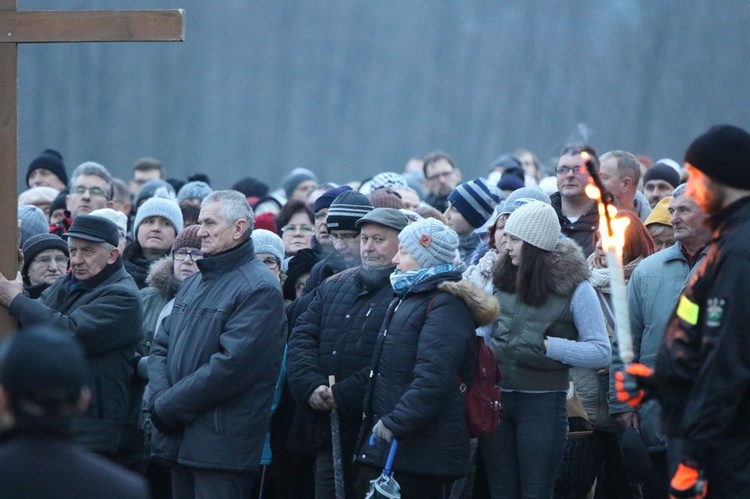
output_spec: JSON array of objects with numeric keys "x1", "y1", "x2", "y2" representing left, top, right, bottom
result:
[
  {"x1": 262, "y1": 257, "x2": 280, "y2": 270},
  {"x1": 71, "y1": 185, "x2": 110, "y2": 198},
  {"x1": 173, "y1": 249, "x2": 203, "y2": 261},
  {"x1": 32, "y1": 255, "x2": 69, "y2": 267},
  {"x1": 280, "y1": 224, "x2": 315, "y2": 235},
  {"x1": 327, "y1": 232, "x2": 359, "y2": 243},
  {"x1": 426, "y1": 170, "x2": 455, "y2": 182},
  {"x1": 555, "y1": 165, "x2": 588, "y2": 176},
  {"x1": 314, "y1": 212, "x2": 328, "y2": 220}
]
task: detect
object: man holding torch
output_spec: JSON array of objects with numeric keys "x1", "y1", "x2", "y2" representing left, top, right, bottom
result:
[{"x1": 616, "y1": 125, "x2": 750, "y2": 498}]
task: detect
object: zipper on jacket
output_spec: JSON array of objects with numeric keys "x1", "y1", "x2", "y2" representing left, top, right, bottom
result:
[{"x1": 356, "y1": 304, "x2": 375, "y2": 348}]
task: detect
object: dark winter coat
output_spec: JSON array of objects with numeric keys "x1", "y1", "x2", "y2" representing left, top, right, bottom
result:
[
  {"x1": 356, "y1": 272, "x2": 499, "y2": 478},
  {"x1": 287, "y1": 265, "x2": 395, "y2": 454},
  {"x1": 139, "y1": 256, "x2": 178, "y2": 356},
  {"x1": 655, "y1": 196, "x2": 750, "y2": 487},
  {"x1": 0, "y1": 428, "x2": 148, "y2": 498},
  {"x1": 550, "y1": 192, "x2": 599, "y2": 257},
  {"x1": 147, "y1": 238, "x2": 286, "y2": 471},
  {"x1": 9, "y1": 260, "x2": 143, "y2": 456}
]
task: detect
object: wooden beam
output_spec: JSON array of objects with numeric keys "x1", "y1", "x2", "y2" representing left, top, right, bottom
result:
[
  {"x1": 0, "y1": 10, "x2": 184, "y2": 43},
  {"x1": 0, "y1": 0, "x2": 18, "y2": 335}
]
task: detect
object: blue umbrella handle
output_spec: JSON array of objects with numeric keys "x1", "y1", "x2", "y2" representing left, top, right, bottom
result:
[{"x1": 368, "y1": 433, "x2": 399, "y2": 473}]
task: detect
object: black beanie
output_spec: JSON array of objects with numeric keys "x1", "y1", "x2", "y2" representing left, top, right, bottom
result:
[
  {"x1": 325, "y1": 191, "x2": 373, "y2": 232},
  {"x1": 50, "y1": 190, "x2": 69, "y2": 215},
  {"x1": 21, "y1": 233, "x2": 69, "y2": 282},
  {"x1": 643, "y1": 163, "x2": 680, "y2": 189},
  {"x1": 684, "y1": 124, "x2": 750, "y2": 189},
  {"x1": 26, "y1": 149, "x2": 68, "y2": 187}
]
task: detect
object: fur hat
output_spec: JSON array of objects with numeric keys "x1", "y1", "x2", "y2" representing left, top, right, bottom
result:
[
  {"x1": 326, "y1": 191, "x2": 374, "y2": 231},
  {"x1": 134, "y1": 197, "x2": 183, "y2": 236},
  {"x1": 684, "y1": 124, "x2": 750, "y2": 189},
  {"x1": 18, "y1": 205, "x2": 49, "y2": 247},
  {"x1": 643, "y1": 162, "x2": 680, "y2": 189},
  {"x1": 398, "y1": 217, "x2": 459, "y2": 268},
  {"x1": 252, "y1": 229, "x2": 285, "y2": 262},
  {"x1": 172, "y1": 224, "x2": 202, "y2": 253},
  {"x1": 504, "y1": 200, "x2": 561, "y2": 252},
  {"x1": 282, "y1": 168, "x2": 318, "y2": 199},
  {"x1": 447, "y1": 178, "x2": 502, "y2": 228},
  {"x1": 177, "y1": 181, "x2": 213, "y2": 203},
  {"x1": 21, "y1": 233, "x2": 68, "y2": 281},
  {"x1": 26, "y1": 149, "x2": 68, "y2": 188}
]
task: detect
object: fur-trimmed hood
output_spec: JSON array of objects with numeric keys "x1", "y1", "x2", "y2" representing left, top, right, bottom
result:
[
  {"x1": 437, "y1": 279, "x2": 499, "y2": 327},
  {"x1": 546, "y1": 237, "x2": 590, "y2": 296},
  {"x1": 145, "y1": 255, "x2": 179, "y2": 298}
]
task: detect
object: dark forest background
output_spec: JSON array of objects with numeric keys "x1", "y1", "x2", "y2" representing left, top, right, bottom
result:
[{"x1": 16, "y1": 0, "x2": 750, "y2": 191}]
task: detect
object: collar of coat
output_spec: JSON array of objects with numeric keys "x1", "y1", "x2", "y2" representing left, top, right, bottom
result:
[{"x1": 197, "y1": 238, "x2": 255, "y2": 275}]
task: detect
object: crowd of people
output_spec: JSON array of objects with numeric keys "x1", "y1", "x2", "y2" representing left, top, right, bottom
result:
[{"x1": 0, "y1": 124, "x2": 748, "y2": 499}]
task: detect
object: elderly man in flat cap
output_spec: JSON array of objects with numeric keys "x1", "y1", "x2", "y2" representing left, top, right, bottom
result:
[{"x1": 0, "y1": 215, "x2": 143, "y2": 459}]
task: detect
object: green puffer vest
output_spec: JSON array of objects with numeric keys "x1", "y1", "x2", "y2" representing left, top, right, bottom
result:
[{"x1": 490, "y1": 290, "x2": 577, "y2": 391}]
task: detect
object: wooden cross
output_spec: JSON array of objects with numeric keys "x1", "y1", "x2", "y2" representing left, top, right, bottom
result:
[{"x1": 0, "y1": 1, "x2": 184, "y2": 337}]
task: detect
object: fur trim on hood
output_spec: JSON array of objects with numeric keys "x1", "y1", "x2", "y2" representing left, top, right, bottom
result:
[
  {"x1": 546, "y1": 237, "x2": 590, "y2": 296},
  {"x1": 438, "y1": 279, "x2": 499, "y2": 327},
  {"x1": 145, "y1": 255, "x2": 179, "y2": 297}
]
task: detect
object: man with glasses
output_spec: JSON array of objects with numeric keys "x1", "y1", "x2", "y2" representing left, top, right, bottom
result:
[
  {"x1": 423, "y1": 151, "x2": 461, "y2": 213},
  {"x1": 66, "y1": 162, "x2": 115, "y2": 218},
  {"x1": 550, "y1": 145, "x2": 601, "y2": 256},
  {"x1": 288, "y1": 208, "x2": 410, "y2": 498},
  {"x1": 0, "y1": 215, "x2": 143, "y2": 459}
]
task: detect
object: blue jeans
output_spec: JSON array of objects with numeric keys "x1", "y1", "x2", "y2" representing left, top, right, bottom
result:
[{"x1": 479, "y1": 391, "x2": 567, "y2": 499}]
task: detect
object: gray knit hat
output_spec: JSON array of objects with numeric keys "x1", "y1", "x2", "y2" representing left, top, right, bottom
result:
[
  {"x1": 18, "y1": 205, "x2": 49, "y2": 247},
  {"x1": 504, "y1": 200, "x2": 561, "y2": 252},
  {"x1": 133, "y1": 197, "x2": 183, "y2": 236},
  {"x1": 447, "y1": 178, "x2": 502, "y2": 228},
  {"x1": 398, "y1": 217, "x2": 459, "y2": 268},
  {"x1": 177, "y1": 181, "x2": 213, "y2": 203},
  {"x1": 504, "y1": 186, "x2": 551, "y2": 206},
  {"x1": 252, "y1": 229, "x2": 285, "y2": 262},
  {"x1": 282, "y1": 168, "x2": 318, "y2": 199},
  {"x1": 326, "y1": 191, "x2": 374, "y2": 231}
]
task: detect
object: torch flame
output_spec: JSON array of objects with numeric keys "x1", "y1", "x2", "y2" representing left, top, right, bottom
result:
[{"x1": 585, "y1": 183, "x2": 630, "y2": 259}]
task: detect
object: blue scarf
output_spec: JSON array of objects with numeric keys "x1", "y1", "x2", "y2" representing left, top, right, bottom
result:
[{"x1": 389, "y1": 264, "x2": 456, "y2": 296}]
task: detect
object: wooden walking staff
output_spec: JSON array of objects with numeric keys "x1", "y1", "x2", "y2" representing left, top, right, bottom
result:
[
  {"x1": 0, "y1": 1, "x2": 184, "y2": 338},
  {"x1": 582, "y1": 151, "x2": 634, "y2": 364}
]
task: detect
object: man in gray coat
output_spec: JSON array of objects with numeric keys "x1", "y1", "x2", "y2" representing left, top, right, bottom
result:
[
  {"x1": 609, "y1": 184, "x2": 711, "y2": 496},
  {"x1": 148, "y1": 190, "x2": 286, "y2": 498}
]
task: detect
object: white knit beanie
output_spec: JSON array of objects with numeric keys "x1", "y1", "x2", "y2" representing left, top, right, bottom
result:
[
  {"x1": 134, "y1": 197, "x2": 184, "y2": 235},
  {"x1": 398, "y1": 217, "x2": 459, "y2": 268},
  {"x1": 503, "y1": 200, "x2": 560, "y2": 252}
]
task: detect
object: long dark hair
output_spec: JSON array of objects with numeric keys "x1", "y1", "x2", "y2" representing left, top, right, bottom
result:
[{"x1": 493, "y1": 243, "x2": 554, "y2": 307}]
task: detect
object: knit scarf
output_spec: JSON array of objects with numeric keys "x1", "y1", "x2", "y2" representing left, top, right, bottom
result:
[
  {"x1": 390, "y1": 264, "x2": 456, "y2": 296},
  {"x1": 586, "y1": 254, "x2": 643, "y2": 294}
]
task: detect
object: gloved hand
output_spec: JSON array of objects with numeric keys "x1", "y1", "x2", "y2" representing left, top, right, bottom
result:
[
  {"x1": 372, "y1": 419, "x2": 394, "y2": 443},
  {"x1": 150, "y1": 409, "x2": 181, "y2": 435},
  {"x1": 615, "y1": 363, "x2": 654, "y2": 407},
  {"x1": 669, "y1": 462, "x2": 707, "y2": 498}
]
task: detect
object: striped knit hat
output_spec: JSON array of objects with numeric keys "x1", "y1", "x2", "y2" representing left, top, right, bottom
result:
[
  {"x1": 447, "y1": 178, "x2": 502, "y2": 228},
  {"x1": 325, "y1": 191, "x2": 374, "y2": 231}
]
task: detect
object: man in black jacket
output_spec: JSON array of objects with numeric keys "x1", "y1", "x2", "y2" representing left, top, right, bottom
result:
[
  {"x1": 0, "y1": 215, "x2": 142, "y2": 458},
  {"x1": 617, "y1": 125, "x2": 750, "y2": 498},
  {"x1": 0, "y1": 326, "x2": 148, "y2": 498},
  {"x1": 287, "y1": 208, "x2": 408, "y2": 499},
  {"x1": 148, "y1": 190, "x2": 286, "y2": 498}
]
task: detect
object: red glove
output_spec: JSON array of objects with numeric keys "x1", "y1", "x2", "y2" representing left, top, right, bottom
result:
[
  {"x1": 669, "y1": 462, "x2": 707, "y2": 498},
  {"x1": 614, "y1": 363, "x2": 653, "y2": 407}
]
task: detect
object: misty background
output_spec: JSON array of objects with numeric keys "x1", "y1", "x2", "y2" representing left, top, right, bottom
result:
[{"x1": 16, "y1": 0, "x2": 750, "y2": 192}]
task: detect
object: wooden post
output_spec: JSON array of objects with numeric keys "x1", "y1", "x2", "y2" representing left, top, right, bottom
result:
[{"x1": 0, "y1": 4, "x2": 184, "y2": 339}]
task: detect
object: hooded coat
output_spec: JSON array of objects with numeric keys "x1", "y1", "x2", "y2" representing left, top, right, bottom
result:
[
  {"x1": 139, "y1": 256, "x2": 178, "y2": 357},
  {"x1": 356, "y1": 272, "x2": 499, "y2": 478}
]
